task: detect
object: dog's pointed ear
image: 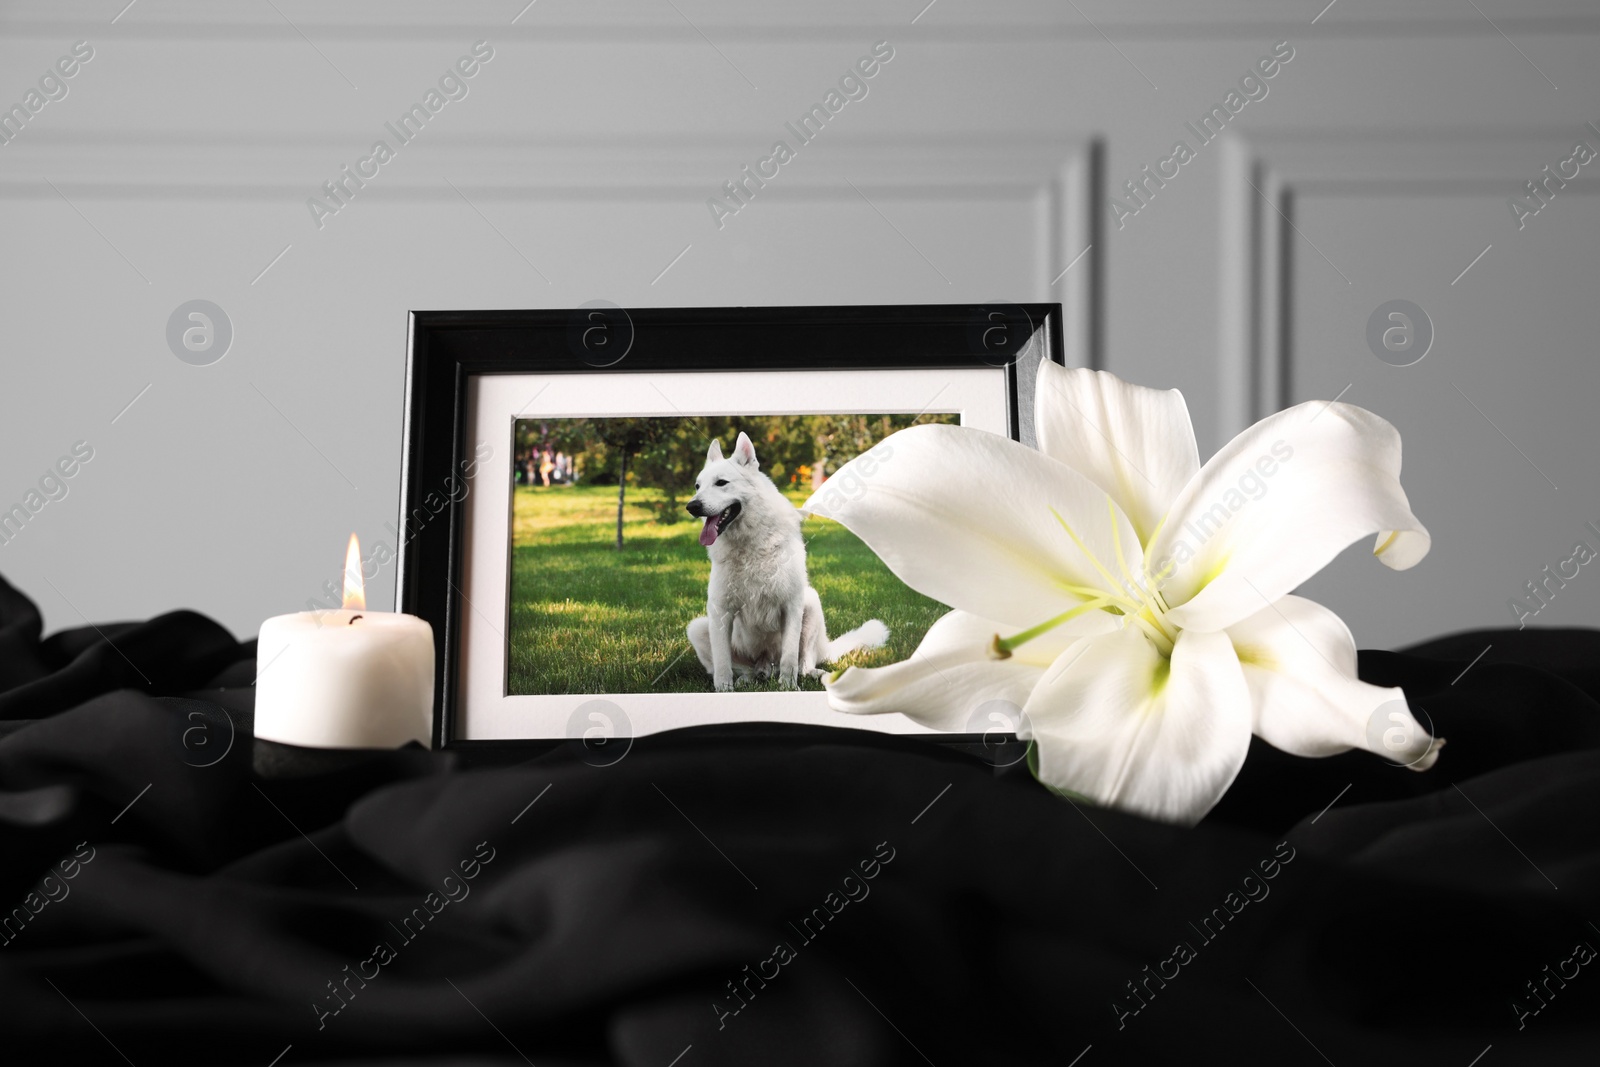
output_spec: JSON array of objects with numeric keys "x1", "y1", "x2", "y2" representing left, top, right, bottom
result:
[
  {"x1": 706, "y1": 439, "x2": 724, "y2": 464},
  {"x1": 732, "y1": 431, "x2": 758, "y2": 468}
]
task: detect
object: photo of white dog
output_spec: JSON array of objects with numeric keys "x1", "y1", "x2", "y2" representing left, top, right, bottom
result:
[{"x1": 685, "y1": 432, "x2": 888, "y2": 690}]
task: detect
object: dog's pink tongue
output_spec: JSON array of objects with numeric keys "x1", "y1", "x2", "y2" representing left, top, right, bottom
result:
[{"x1": 699, "y1": 516, "x2": 719, "y2": 547}]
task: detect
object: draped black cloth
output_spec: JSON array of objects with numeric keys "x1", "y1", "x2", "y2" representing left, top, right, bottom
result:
[{"x1": 0, "y1": 571, "x2": 1596, "y2": 1065}]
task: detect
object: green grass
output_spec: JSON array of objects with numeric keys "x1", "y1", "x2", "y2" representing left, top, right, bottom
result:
[{"x1": 507, "y1": 483, "x2": 948, "y2": 694}]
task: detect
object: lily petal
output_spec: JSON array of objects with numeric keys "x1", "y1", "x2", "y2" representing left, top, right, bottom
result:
[
  {"x1": 1149, "y1": 401, "x2": 1431, "y2": 633},
  {"x1": 1020, "y1": 628, "x2": 1253, "y2": 825},
  {"x1": 1228, "y1": 594, "x2": 1441, "y2": 769},
  {"x1": 1035, "y1": 360, "x2": 1200, "y2": 546},
  {"x1": 804, "y1": 424, "x2": 1145, "y2": 629},
  {"x1": 823, "y1": 608, "x2": 1111, "y2": 730}
]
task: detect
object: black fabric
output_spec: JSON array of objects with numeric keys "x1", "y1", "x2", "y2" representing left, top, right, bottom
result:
[{"x1": 0, "y1": 572, "x2": 1596, "y2": 1066}]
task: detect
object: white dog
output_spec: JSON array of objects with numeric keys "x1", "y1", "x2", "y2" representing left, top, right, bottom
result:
[{"x1": 685, "y1": 432, "x2": 888, "y2": 691}]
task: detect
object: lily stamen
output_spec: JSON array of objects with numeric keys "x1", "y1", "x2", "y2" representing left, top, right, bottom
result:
[
  {"x1": 1106, "y1": 497, "x2": 1170, "y2": 634},
  {"x1": 1047, "y1": 504, "x2": 1176, "y2": 653},
  {"x1": 1050, "y1": 506, "x2": 1134, "y2": 606},
  {"x1": 1122, "y1": 612, "x2": 1175, "y2": 656},
  {"x1": 1141, "y1": 511, "x2": 1178, "y2": 614},
  {"x1": 992, "y1": 597, "x2": 1119, "y2": 657}
]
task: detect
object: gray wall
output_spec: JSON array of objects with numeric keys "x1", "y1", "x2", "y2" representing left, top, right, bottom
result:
[{"x1": 1, "y1": 0, "x2": 1597, "y2": 651}]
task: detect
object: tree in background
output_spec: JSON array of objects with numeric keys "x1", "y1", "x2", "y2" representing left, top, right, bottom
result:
[{"x1": 591, "y1": 419, "x2": 674, "y2": 549}]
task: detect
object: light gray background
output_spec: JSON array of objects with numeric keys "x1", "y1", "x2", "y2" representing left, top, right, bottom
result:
[{"x1": 1, "y1": 0, "x2": 1595, "y2": 651}]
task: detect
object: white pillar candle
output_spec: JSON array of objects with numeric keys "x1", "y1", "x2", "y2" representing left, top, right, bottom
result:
[{"x1": 254, "y1": 534, "x2": 435, "y2": 749}]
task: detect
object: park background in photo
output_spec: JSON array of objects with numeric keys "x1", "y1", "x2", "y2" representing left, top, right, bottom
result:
[{"x1": 507, "y1": 413, "x2": 958, "y2": 695}]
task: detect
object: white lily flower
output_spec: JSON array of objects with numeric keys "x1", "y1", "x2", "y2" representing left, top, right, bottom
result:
[{"x1": 805, "y1": 360, "x2": 1443, "y2": 825}]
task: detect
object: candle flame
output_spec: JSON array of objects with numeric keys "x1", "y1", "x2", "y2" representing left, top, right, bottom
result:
[{"x1": 342, "y1": 533, "x2": 366, "y2": 611}]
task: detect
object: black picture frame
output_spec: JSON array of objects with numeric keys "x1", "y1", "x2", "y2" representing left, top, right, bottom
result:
[{"x1": 398, "y1": 303, "x2": 1064, "y2": 759}]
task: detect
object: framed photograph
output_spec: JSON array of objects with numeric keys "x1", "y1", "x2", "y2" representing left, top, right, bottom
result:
[{"x1": 398, "y1": 304, "x2": 1064, "y2": 751}]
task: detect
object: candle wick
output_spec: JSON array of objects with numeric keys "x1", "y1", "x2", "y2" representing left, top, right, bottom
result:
[{"x1": 348, "y1": 615, "x2": 363, "y2": 625}]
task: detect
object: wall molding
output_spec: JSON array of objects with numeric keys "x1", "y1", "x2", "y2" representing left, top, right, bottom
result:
[
  {"x1": 1223, "y1": 129, "x2": 1600, "y2": 433},
  {"x1": 0, "y1": 129, "x2": 1101, "y2": 364}
]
